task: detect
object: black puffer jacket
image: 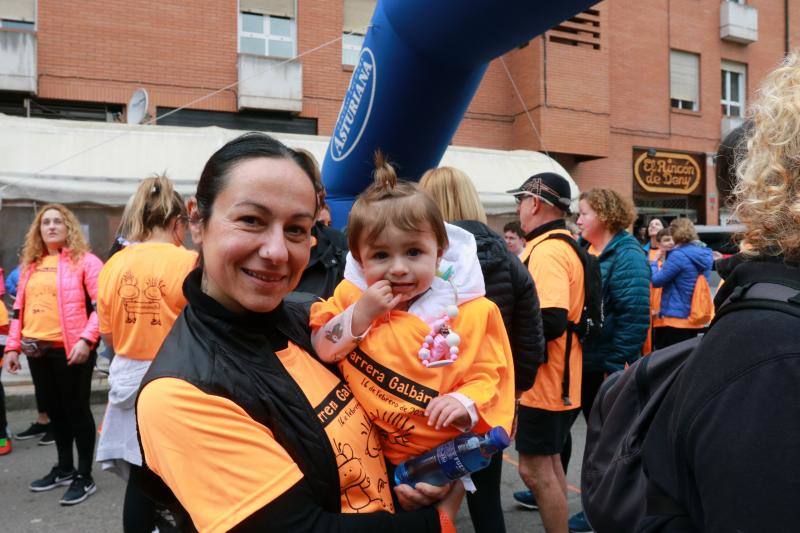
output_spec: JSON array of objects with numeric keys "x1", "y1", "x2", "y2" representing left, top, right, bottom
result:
[
  {"x1": 453, "y1": 220, "x2": 546, "y2": 392},
  {"x1": 294, "y1": 222, "x2": 348, "y2": 300}
]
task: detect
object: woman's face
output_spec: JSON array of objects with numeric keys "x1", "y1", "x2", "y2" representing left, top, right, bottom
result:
[
  {"x1": 577, "y1": 199, "x2": 604, "y2": 244},
  {"x1": 648, "y1": 218, "x2": 664, "y2": 237},
  {"x1": 40, "y1": 208, "x2": 69, "y2": 251},
  {"x1": 190, "y1": 157, "x2": 317, "y2": 313}
]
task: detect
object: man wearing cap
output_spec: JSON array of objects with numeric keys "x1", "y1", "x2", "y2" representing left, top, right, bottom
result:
[{"x1": 509, "y1": 172, "x2": 584, "y2": 533}]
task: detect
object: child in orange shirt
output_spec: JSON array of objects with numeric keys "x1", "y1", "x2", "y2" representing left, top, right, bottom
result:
[{"x1": 310, "y1": 156, "x2": 515, "y2": 481}]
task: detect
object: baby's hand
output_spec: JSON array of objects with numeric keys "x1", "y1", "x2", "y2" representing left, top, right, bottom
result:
[
  {"x1": 425, "y1": 396, "x2": 470, "y2": 431},
  {"x1": 355, "y1": 280, "x2": 402, "y2": 325}
]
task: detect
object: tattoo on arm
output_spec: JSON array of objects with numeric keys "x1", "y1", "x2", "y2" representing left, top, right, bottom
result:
[{"x1": 325, "y1": 321, "x2": 344, "y2": 343}]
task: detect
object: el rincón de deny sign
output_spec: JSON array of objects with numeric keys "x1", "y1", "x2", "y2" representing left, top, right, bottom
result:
[{"x1": 633, "y1": 148, "x2": 704, "y2": 195}]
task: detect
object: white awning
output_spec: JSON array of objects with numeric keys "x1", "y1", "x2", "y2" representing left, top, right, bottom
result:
[{"x1": 0, "y1": 113, "x2": 577, "y2": 213}]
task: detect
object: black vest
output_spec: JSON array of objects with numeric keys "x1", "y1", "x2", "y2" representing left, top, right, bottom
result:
[{"x1": 136, "y1": 269, "x2": 342, "y2": 513}]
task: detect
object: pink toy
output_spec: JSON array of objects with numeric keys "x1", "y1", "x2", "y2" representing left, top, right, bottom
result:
[{"x1": 418, "y1": 305, "x2": 461, "y2": 368}]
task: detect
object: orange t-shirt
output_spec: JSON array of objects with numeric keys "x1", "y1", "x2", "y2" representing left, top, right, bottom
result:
[
  {"x1": 21, "y1": 255, "x2": 62, "y2": 342},
  {"x1": 310, "y1": 280, "x2": 515, "y2": 465},
  {"x1": 138, "y1": 342, "x2": 393, "y2": 533},
  {"x1": 519, "y1": 229, "x2": 584, "y2": 411},
  {"x1": 97, "y1": 243, "x2": 197, "y2": 360}
]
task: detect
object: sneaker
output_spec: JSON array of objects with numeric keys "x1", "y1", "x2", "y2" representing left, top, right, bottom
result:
[
  {"x1": 568, "y1": 510, "x2": 593, "y2": 532},
  {"x1": 0, "y1": 437, "x2": 11, "y2": 455},
  {"x1": 513, "y1": 489, "x2": 539, "y2": 510},
  {"x1": 38, "y1": 429, "x2": 55, "y2": 446},
  {"x1": 59, "y1": 474, "x2": 97, "y2": 506},
  {"x1": 30, "y1": 466, "x2": 75, "y2": 492},
  {"x1": 15, "y1": 422, "x2": 49, "y2": 440}
]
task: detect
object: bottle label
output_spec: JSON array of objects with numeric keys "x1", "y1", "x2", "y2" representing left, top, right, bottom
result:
[{"x1": 437, "y1": 440, "x2": 470, "y2": 480}]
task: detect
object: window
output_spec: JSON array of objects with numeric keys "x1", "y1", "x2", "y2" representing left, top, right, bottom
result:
[
  {"x1": 721, "y1": 61, "x2": 746, "y2": 117},
  {"x1": 342, "y1": 33, "x2": 365, "y2": 66},
  {"x1": 670, "y1": 50, "x2": 700, "y2": 111},
  {"x1": 0, "y1": 19, "x2": 34, "y2": 30},
  {"x1": 343, "y1": 0, "x2": 375, "y2": 64},
  {"x1": 239, "y1": 12, "x2": 295, "y2": 58}
]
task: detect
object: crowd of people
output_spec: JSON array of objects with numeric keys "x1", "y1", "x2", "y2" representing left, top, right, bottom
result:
[{"x1": 2, "y1": 53, "x2": 799, "y2": 533}]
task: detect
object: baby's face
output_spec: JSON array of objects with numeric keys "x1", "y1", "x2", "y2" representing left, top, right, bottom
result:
[
  {"x1": 659, "y1": 236, "x2": 675, "y2": 251},
  {"x1": 358, "y1": 223, "x2": 441, "y2": 304}
]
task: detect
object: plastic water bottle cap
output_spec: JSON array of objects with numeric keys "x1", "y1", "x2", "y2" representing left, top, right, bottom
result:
[{"x1": 486, "y1": 426, "x2": 511, "y2": 452}]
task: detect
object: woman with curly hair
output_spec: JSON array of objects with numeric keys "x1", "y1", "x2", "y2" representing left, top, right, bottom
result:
[
  {"x1": 567, "y1": 188, "x2": 651, "y2": 532},
  {"x1": 640, "y1": 53, "x2": 800, "y2": 531},
  {"x1": 3, "y1": 204, "x2": 103, "y2": 506},
  {"x1": 650, "y1": 217, "x2": 713, "y2": 349}
]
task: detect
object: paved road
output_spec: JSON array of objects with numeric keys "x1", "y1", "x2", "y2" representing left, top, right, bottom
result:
[{"x1": 0, "y1": 406, "x2": 586, "y2": 532}]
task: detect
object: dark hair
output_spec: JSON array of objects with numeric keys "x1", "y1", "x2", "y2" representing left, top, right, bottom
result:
[
  {"x1": 503, "y1": 221, "x2": 525, "y2": 239},
  {"x1": 348, "y1": 151, "x2": 448, "y2": 262},
  {"x1": 194, "y1": 132, "x2": 319, "y2": 225},
  {"x1": 656, "y1": 227, "x2": 673, "y2": 241}
]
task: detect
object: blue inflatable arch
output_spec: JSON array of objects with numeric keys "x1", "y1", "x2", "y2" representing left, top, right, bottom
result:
[{"x1": 322, "y1": 0, "x2": 599, "y2": 227}]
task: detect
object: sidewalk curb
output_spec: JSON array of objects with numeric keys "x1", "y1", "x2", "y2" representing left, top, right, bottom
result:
[{"x1": 4, "y1": 382, "x2": 109, "y2": 412}]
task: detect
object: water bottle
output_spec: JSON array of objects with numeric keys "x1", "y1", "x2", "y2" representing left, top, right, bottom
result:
[{"x1": 394, "y1": 427, "x2": 510, "y2": 487}]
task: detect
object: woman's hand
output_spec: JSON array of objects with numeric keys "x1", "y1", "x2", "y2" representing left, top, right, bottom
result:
[
  {"x1": 394, "y1": 481, "x2": 455, "y2": 511},
  {"x1": 67, "y1": 339, "x2": 92, "y2": 366},
  {"x1": 425, "y1": 396, "x2": 470, "y2": 430},
  {"x1": 4, "y1": 351, "x2": 21, "y2": 373}
]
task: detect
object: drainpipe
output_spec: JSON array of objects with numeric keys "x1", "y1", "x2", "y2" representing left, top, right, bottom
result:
[{"x1": 786, "y1": 0, "x2": 790, "y2": 56}]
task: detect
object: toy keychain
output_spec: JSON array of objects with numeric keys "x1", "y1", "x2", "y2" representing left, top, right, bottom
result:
[{"x1": 418, "y1": 266, "x2": 461, "y2": 368}]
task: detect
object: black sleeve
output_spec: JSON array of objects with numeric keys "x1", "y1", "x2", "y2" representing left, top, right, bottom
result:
[
  {"x1": 541, "y1": 307, "x2": 568, "y2": 341},
  {"x1": 507, "y1": 253, "x2": 545, "y2": 391},
  {"x1": 233, "y1": 478, "x2": 441, "y2": 533}
]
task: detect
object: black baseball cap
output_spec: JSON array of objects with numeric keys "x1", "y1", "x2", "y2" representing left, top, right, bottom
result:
[{"x1": 506, "y1": 172, "x2": 572, "y2": 214}]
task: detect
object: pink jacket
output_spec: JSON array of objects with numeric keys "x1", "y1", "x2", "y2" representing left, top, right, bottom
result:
[{"x1": 5, "y1": 249, "x2": 103, "y2": 357}]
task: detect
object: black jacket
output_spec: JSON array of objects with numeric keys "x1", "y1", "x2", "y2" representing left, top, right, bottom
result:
[
  {"x1": 641, "y1": 256, "x2": 800, "y2": 532},
  {"x1": 137, "y1": 269, "x2": 439, "y2": 532},
  {"x1": 453, "y1": 220, "x2": 545, "y2": 392},
  {"x1": 294, "y1": 222, "x2": 348, "y2": 300}
]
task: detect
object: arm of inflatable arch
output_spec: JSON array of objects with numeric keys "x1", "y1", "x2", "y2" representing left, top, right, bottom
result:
[{"x1": 321, "y1": 0, "x2": 600, "y2": 228}]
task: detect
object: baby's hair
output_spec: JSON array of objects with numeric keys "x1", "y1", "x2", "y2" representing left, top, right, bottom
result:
[{"x1": 348, "y1": 151, "x2": 448, "y2": 262}]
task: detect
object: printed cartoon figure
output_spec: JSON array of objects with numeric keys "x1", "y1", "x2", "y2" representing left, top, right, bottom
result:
[
  {"x1": 360, "y1": 413, "x2": 382, "y2": 459},
  {"x1": 118, "y1": 270, "x2": 166, "y2": 325},
  {"x1": 333, "y1": 439, "x2": 383, "y2": 512},
  {"x1": 372, "y1": 410, "x2": 415, "y2": 448}
]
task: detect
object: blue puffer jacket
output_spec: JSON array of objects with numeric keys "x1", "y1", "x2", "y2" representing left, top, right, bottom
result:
[
  {"x1": 651, "y1": 242, "x2": 714, "y2": 319},
  {"x1": 583, "y1": 231, "x2": 651, "y2": 374}
]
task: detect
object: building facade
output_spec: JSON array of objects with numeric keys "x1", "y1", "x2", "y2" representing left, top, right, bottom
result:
[{"x1": 0, "y1": 0, "x2": 798, "y2": 232}]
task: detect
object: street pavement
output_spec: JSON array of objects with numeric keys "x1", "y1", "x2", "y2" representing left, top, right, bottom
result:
[{"x1": 0, "y1": 405, "x2": 586, "y2": 532}]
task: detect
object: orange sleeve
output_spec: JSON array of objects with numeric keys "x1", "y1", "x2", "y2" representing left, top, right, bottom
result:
[
  {"x1": 309, "y1": 280, "x2": 361, "y2": 330},
  {"x1": 528, "y1": 243, "x2": 571, "y2": 311},
  {"x1": 138, "y1": 378, "x2": 304, "y2": 533},
  {"x1": 453, "y1": 303, "x2": 515, "y2": 434}
]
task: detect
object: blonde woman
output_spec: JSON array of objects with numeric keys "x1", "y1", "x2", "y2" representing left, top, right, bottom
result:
[
  {"x1": 641, "y1": 53, "x2": 800, "y2": 530},
  {"x1": 95, "y1": 176, "x2": 196, "y2": 532},
  {"x1": 420, "y1": 166, "x2": 545, "y2": 533},
  {"x1": 4, "y1": 204, "x2": 103, "y2": 505}
]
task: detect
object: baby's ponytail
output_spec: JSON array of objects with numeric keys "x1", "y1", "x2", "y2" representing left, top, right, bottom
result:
[{"x1": 373, "y1": 150, "x2": 398, "y2": 191}]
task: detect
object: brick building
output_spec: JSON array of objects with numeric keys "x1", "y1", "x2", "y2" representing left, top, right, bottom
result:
[{"x1": 0, "y1": 0, "x2": 797, "y2": 234}]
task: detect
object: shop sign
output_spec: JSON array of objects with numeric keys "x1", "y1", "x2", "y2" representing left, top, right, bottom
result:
[{"x1": 633, "y1": 149, "x2": 703, "y2": 195}]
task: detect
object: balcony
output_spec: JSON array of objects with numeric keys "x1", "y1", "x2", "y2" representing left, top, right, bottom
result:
[
  {"x1": 0, "y1": 30, "x2": 37, "y2": 93},
  {"x1": 237, "y1": 54, "x2": 302, "y2": 113},
  {"x1": 721, "y1": 115, "x2": 745, "y2": 138},
  {"x1": 720, "y1": 1, "x2": 758, "y2": 44}
]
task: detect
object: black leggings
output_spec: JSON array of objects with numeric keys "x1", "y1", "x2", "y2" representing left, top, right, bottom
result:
[
  {"x1": 124, "y1": 465, "x2": 158, "y2": 533},
  {"x1": 28, "y1": 348, "x2": 96, "y2": 475},
  {"x1": 466, "y1": 451, "x2": 505, "y2": 533},
  {"x1": 561, "y1": 370, "x2": 606, "y2": 475},
  {"x1": 653, "y1": 326, "x2": 701, "y2": 350}
]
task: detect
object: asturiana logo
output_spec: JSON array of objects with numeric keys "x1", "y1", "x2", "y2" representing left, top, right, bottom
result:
[{"x1": 331, "y1": 47, "x2": 376, "y2": 162}]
